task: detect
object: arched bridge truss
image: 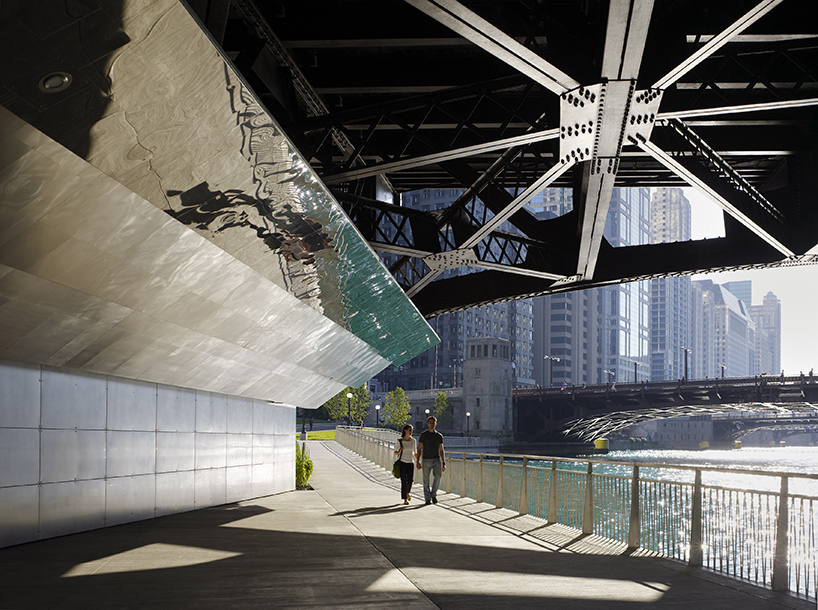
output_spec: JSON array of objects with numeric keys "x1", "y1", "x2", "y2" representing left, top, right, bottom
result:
[
  {"x1": 712, "y1": 414, "x2": 818, "y2": 443},
  {"x1": 514, "y1": 377, "x2": 818, "y2": 442}
]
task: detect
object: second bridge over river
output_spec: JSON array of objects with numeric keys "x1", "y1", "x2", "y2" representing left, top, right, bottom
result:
[{"x1": 514, "y1": 375, "x2": 818, "y2": 443}]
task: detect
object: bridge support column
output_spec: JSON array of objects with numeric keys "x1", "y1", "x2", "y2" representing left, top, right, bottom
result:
[
  {"x1": 519, "y1": 457, "x2": 529, "y2": 516},
  {"x1": 582, "y1": 462, "x2": 593, "y2": 534},
  {"x1": 628, "y1": 465, "x2": 641, "y2": 550},
  {"x1": 496, "y1": 456, "x2": 504, "y2": 508},
  {"x1": 548, "y1": 459, "x2": 558, "y2": 523},
  {"x1": 771, "y1": 476, "x2": 790, "y2": 591},
  {"x1": 689, "y1": 469, "x2": 703, "y2": 566}
]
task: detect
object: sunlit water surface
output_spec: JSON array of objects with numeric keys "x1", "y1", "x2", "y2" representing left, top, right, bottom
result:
[{"x1": 594, "y1": 447, "x2": 818, "y2": 495}]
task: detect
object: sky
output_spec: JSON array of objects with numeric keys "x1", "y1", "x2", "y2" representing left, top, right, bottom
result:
[{"x1": 684, "y1": 188, "x2": 818, "y2": 374}]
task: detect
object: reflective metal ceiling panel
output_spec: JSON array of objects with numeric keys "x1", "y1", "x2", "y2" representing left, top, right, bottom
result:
[{"x1": 0, "y1": 1, "x2": 440, "y2": 406}]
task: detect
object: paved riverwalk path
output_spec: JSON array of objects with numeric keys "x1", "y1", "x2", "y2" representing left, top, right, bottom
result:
[{"x1": 1, "y1": 441, "x2": 811, "y2": 609}]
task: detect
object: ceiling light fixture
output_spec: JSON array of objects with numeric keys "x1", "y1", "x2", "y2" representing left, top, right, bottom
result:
[{"x1": 38, "y1": 72, "x2": 72, "y2": 93}]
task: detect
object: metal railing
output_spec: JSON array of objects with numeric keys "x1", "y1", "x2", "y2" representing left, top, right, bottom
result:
[{"x1": 335, "y1": 427, "x2": 817, "y2": 601}]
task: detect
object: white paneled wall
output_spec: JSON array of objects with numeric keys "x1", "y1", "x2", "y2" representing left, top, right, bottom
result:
[{"x1": 0, "y1": 360, "x2": 295, "y2": 547}]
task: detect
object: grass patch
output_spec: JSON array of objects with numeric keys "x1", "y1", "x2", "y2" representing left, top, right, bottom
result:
[{"x1": 307, "y1": 430, "x2": 335, "y2": 441}]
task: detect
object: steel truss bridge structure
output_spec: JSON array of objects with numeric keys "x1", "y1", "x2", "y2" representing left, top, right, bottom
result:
[
  {"x1": 514, "y1": 376, "x2": 818, "y2": 441},
  {"x1": 711, "y1": 412, "x2": 818, "y2": 443},
  {"x1": 195, "y1": 0, "x2": 818, "y2": 317}
]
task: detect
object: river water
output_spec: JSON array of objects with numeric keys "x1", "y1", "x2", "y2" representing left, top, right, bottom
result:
[{"x1": 539, "y1": 446, "x2": 818, "y2": 496}]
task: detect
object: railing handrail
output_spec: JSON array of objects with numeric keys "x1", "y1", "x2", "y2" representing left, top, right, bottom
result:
[
  {"x1": 334, "y1": 426, "x2": 817, "y2": 599},
  {"x1": 441, "y1": 449, "x2": 818, "y2": 482},
  {"x1": 337, "y1": 427, "x2": 818, "y2": 482}
]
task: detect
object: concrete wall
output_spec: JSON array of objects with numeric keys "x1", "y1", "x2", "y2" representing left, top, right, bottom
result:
[{"x1": 0, "y1": 360, "x2": 294, "y2": 548}]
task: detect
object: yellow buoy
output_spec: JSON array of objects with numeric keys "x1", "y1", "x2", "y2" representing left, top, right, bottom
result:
[{"x1": 594, "y1": 438, "x2": 609, "y2": 454}]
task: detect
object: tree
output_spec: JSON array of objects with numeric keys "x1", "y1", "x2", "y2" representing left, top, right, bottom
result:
[
  {"x1": 348, "y1": 384, "x2": 371, "y2": 425},
  {"x1": 320, "y1": 384, "x2": 371, "y2": 425},
  {"x1": 383, "y1": 387, "x2": 411, "y2": 429},
  {"x1": 321, "y1": 389, "x2": 348, "y2": 422},
  {"x1": 434, "y1": 392, "x2": 453, "y2": 430}
]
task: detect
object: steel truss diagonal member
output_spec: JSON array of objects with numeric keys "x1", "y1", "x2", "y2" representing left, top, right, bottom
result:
[
  {"x1": 405, "y1": 160, "x2": 573, "y2": 298},
  {"x1": 652, "y1": 0, "x2": 786, "y2": 90},
  {"x1": 404, "y1": 0, "x2": 579, "y2": 95},
  {"x1": 634, "y1": 136, "x2": 795, "y2": 257},
  {"x1": 574, "y1": 0, "x2": 655, "y2": 280}
]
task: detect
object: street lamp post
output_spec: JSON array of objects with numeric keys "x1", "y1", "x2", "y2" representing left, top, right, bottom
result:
[
  {"x1": 682, "y1": 348, "x2": 692, "y2": 380},
  {"x1": 604, "y1": 369, "x2": 614, "y2": 385},
  {"x1": 544, "y1": 355, "x2": 560, "y2": 386},
  {"x1": 375, "y1": 404, "x2": 380, "y2": 427},
  {"x1": 466, "y1": 411, "x2": 470, "y2": 436},
  {"x1": 718, "y1": 363, "x2": 726, "y2": 378},
  {"x1": 346, "y1": 391, "x2": 353, "y2": 426}
]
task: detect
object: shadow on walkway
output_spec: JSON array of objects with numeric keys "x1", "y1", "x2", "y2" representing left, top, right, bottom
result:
[{"x1": 0, "y1": 441, "x2": 811, "y2": 610}]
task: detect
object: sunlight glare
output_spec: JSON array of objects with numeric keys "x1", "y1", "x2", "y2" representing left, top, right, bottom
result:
[{"x1": 61, "y1": 543, "x2": 241, "y2": 578}]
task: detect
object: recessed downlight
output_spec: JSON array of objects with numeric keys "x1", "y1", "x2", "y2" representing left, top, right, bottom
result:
[{"x1": 38, "y1": 72, "x2": 73, "y2": 93}]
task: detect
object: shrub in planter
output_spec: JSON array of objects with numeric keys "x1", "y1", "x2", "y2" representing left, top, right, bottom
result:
[{"x1": 296, "y1": 442, "x2": 314, "y2": 488}]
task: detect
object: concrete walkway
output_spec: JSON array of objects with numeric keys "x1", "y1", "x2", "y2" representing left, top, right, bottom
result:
[{"x1": 0, "y1": 441, "x2": 812, "y2": 609}]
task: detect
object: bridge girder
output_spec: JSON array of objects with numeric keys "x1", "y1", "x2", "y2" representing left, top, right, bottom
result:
[
  {"x1": 205, "y1": 0, "x2": 818, "y2": 317},
  {"x1": 514, "y1": 378, "x2": 818, "y2": 441}
]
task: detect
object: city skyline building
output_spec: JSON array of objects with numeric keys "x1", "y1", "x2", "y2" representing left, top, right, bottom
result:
[
  {"x1": 650, "y1": 187, "x2": 694, "y2": 381},
  {"x1": 723, "y1": 280, "x2": 753, "y2": 307},
  {"x1": 748, "y1": 291, "x2": 782, "y2": 375},
  {"x1": 374, "y1": 187, "x2": 784, "y2": 393},
  {"x1": 375, "y1": 189, "x2": 535, "y2": 392},
  {"x1": 531, "y1": 188, "x2": 651, "y2": 386},
  {"x1": 695, "y1": 280, "x2": 757, "y2": 378}
]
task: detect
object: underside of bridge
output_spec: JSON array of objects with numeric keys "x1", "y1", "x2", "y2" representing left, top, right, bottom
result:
[
  {"x1": 188, "y1": 0, "x2": 818, "y2": 317},
  {"x1": 515, "y1": 379, "x2": 818, "y2": 441},
  {"x1": 712, "y1": 418, "x2": 818, "y2": 442}
]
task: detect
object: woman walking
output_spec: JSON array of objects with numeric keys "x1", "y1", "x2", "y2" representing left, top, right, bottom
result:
[{"x1": 394, "y1": 424, "x2": 417, "y2": 504}]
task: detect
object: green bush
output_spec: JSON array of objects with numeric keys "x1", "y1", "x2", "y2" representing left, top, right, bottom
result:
[{"x1": 295, "y1": 442, "x2": 314, "y2": 488}]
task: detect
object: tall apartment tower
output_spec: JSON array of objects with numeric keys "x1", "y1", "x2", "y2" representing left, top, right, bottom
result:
[
  {"x1": 748, "y1": 291, "x2": 782, "y2": 375},
  {"x1": 649, "y1": 188, "x2": 693, "y2": 380},
  {"x1": 375, "y1": 189, "x2": 535, "y2": 392},
  {"x1": 723, "y1": 281, "x2": 753, "y2": 307},
  {"x1": 530, "y1": 188, "x2": 650, "y2": 386},
  {"x1": 694, "y1": 280, "x2": 756, "y2": 377}
]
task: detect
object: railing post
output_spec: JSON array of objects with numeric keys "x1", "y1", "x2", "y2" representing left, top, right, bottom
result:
[
  {"x1": 627, "y1": 465, "x2": 641, "y2": 550},
  {"x1": 771, "y1": 475, "x2": 790, "y2": 591},
  {"x1": 477, "y1": 455, "x2": 484, "y2": 503},
  {"x1": 689, "y1": 469, "x2": 703, "y2": 566},
  {"x1": 460, "y1": 452, "x2": 467, "y2": 497},
  {"x1": 496, "y1": 456, "x2": 504, "y2": 508},
  {"x1": 445, "y1": 451, "x2": 453, "y2": 493},
  {"x1": 582, "y1": 462, "x2": 593, "y2": 534},
  {"x1": 519, "y1": 457, "x2": 529, "y2": 516},
  {"x1": 547, "y1": 459, "x2": 557, "y2": 523}
]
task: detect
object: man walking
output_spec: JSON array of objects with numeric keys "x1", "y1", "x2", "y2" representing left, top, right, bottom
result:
[{"x1": 416, "y1": 415, "x2": 446, "y2": 504}]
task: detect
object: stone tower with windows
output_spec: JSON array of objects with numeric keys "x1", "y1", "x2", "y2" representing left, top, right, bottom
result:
[{"x1": 461, "y1": 337, "x2": 513, "y2": 436}]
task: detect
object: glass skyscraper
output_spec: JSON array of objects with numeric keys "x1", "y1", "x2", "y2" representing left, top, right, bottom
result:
[
  {"x1": 530, "y1": 188, "x2": 651, "y2": 386},
  {"x1": 650, "y1": 187, "x2": 693, "y2": 381}
]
